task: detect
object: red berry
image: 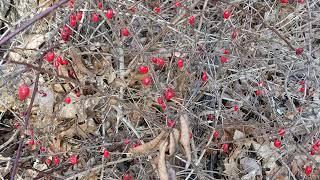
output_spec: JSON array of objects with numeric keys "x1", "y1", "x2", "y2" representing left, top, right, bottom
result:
[
  {"x1": 70, "y1": 15, "x2": 77, "y2": 26},
  {"x1": 65, "y1": 97, "x2": 71, "y2": 104},
  {"x1": 92, "y1": 13, "x2": 99, "y2": 23},
  {"x1": 18, "y1": 84, "x2": 30, "y2": 101},
  {"x1": 188, "y1": 16, "x2": 195, "y2": 25},
  {"x1": 220, "y1": 56, "x2": 228, "y2": 64},
  {"x1": 76, "y1": 91, "x2": 81, "y2": 97},
  {"x1": 316, "y1": 140, "x2": 320, "y2": 146},
  {"x1": 69, "y1": 0, "x2": 74, "y2": 8},
  {"x1": 177, "y1": 59, "x2": 184, "y2": 69},
  {"x1": 14, "y1": 122, "x2": 20, "y2": 128},
  {"x1": 69, "y1": 155, "x2": 77, "y2": 165},
  {"x1": 142, "y1": 77, "x2": 151, "y2": 86},
  {"x1": 312, "y1": 144, "x2": 319, "y2": 151},
  {"x1": 223, "y1": 10, "x2": 231, "y2": 19},
  {"x1": 278, "y1": 128, "x2": 285, "y2": 136},
  {"x1": 46, "y1": 51, "x2": 55, "y2": 62},
  {"x1": 189, "y1": 132, "x2": 192, "y2": 139},
  {"x1": 175, "y1": 1, "x2": 181, "y2": 7},
  {"x1": 222, "y1": 143, "x2": 229, "y2": 152},
  {"x1": 298, "y1": 0, "x2": 304, "y2": 4},
  {"x1": 123, "y1": 174, "x2": 133, "y2": 180},
  {"x1": 304, "y1": 166, "x2": 312, "y2": 176},
  {"x1": 164, "y1": 88, "x2": 175, "y2": 101},
  {"x1": 201, "y1": 72, "x2": 208, "y2": 81},
  {"x1": 151, "y1": 57, "x2": 158, "y2": 63},
  {"x1": 54, "y1": 61, "x2": 60, "y2": 69},
  {"x1": 121, "y1": 28, "x2": 129, "y2": 37},
  {"x1": 255, "y1": 89, "x2": 262, "y2": 96},
  {"x1": 234, "y1": 105, "x2": 239, "y2": 112},
  {"x1": 157, "y1": 97, "x2": 164, "y2": 104},
  {"x1": 167, "y1": 119, "x2": 175, "y2": 128},
  {"x1": 61, "y1": 29, "x2": 70, "y2": 41},
  {"x1": 213, "y1": 131, "x2": 219, "y2": 138},
  {"x1": 40, "y1": 146, "x2": 46, "y2": 152},
  {"x1": 97, "y1": 2, "x2": 103, "y2": 9},
  {"x1": 161, "y1": 104, "x2": 167, "y2": 110},
  {"x1": 63, "y1": 25, "x2": 72, "y2": 35},
  {"x1": 299, "y1": 87, "x2": 305, "y2": 93},
  {"x1": 56, "y1": 56, "x2": 63, "y2": 64},
  {"x1": 61, "y1": 59, "x2": 68, "y2": 65},
  {"x1": 296, "y1": 48, "x2": 303, "y2": 55},
  {"x1": 105, "y1": 9, "x2": 114, "y2": 19},
  {"x1": 231, "y1": 31, "x2": 237, "y2": 39},
  {"x1": 26, "y1": 139, "x2": 34, "y2": 145},
  {"x1": 223, "y1": 49, "x2": 229, "y2": 55},
  {"x1": 310, "y1": 149, "x2": 315, "y2": 155},
  {"x1": 299, "y1": 80, "x2": 305, "y2": 85},
  {"x1": 138, "y1": 65, "x2": 149, "y2": 74},
  {"x1": 154, "y1": 7, "x2": 161, "y2": 13},
  {"x1": 103, "y1": 149, "x2": 109, "y2": 158},
  {"x1": 53, "y1": 156, "x2": 60, "y2": 166},
  {"x1": 274, "y1": 139, "x2": 281, "y2": 148},
  {"x1": 77, "y1": 11, "x2": 83, "y2": 21},
  {"x1": 281, "y1": 0, "x2": 288, "y2": 4},
  {"x1": 157, "y1": 57, "x2": 165, "y2": 67}
]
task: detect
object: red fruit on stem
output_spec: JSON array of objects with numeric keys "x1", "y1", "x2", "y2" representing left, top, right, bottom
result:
[
  {"x1": 65, "y1": 97, "x2": 71, "y2": 104},
  {"x1": 299, "y1": 87, "x2": 305, "y2": 93},
  {"x1": 97, "y1": 2, "x2": 103, "y2": 9},
  {"x1": 46, "y1": 51, "x2": 55, "y2": 62},
  {"x1": 105, "y1": 9, "x2": 114, "y2": 19},
  {"x1": 274, "y1": 139, "x2": 281, "y2": 148},
  {"x1": 201, "y1": 72, "x2": 208, "y2": 81},
  {"x1": 76, "y1": 91, "x2": 81, "y2": 97},
  {"x1": 18, "y1": 84, "x2": 30, "y2": 101},
  {"x1": 61, "y1": 29, "x2": 70, "y2": 41},
  {"x1": 154, "y1": 7, "x2": 161, "y2": 13},
  {"x1": 142, "y1": 77, "x2": 151, "y2": 86},
  {"x1": 151, "y1": 57, "x2": 158, "y2": 63},
  {"x1": 164, "y1": 88, "x2": 175, "y2": 101},
  {"x1": 231, "y1": 31, "x2": 237, "y2": 39},
  {"x1": 77, "y1": 11, "x2": 83, "y2": 21},
  {"x1": 103, "y1": 149, "x2": 109, "y2": 158},
  {"x1": 177, "y1": 59, "x2": 184, "y2": 69},
  {"x1": 40, "y1": 146, "x2": 46, "y2": 152},
  {"x1": 310, "y1": 149, "x2": 315, "y2": 155},
  {"x1": 70, "y1": 15, "x2": 77, "y2": 26},
  {"x1": 220, "y1": 56, "x2": 228, "y2": 64},
  {"x1": 299, "y1": 80, "x2": 305, "y2": 85},
  {"x1": 298, "y1": 0, "x2": 304, "y2": 4},
  {"x1": 161, "y1": 104, "x2": 167, "y2": 110},
  {"x1": 296, "y1": 48, "x2": 303, "y2": 55},
  {"x1": 92, "y1": 13, "x2": 99, "y2": 23},
  {"x1": 14, "y1": 122, "x2": 20, "y2": 129},
  {"x1": 167, "y1": 119, "x2": 175, "y2": 128},
  {"x1": 61, "y1": 59, "x2": 68, "y2": 65},
  {"x1": 69, "y1": 155, "x2": 77, "y2": 165},
  {"x1": 222, "y1": 143, "x2": 229, "y2": 152},
  {"x1": 53, "y1": 156, "x2": 60, "y2": 166},
  {"x1": 123, "y1": 174, "x2": 133, "y2": 180},
  {"x1": 56, "y1": 56, "x2": 63, "y2": 64},
  {"x1": 121, "y1": 28, "x2": 129, "y2": 37},
  {"x1": 255, "y1": 89, "x2": 262, "y2": 96},
  {"x1": 138, "y1": 65, "x2": 149, "y2": 74},
  {"x1": 157, "y1": 57, "x2": 165, "y2": 67},
  {"x1": 304, "y1": 166, "x2": 312, "y2": 176},
  {"x1": 69, "y1": 0, "x2": 74, "y2": 8},
  {"x1": 281, "y1": 0, "x2": 288, "y2": 4},
  {"x1": 189, "y1": 132, "x2": 192, "y2": 139},
  {"x1": 223, "y1": 10, "x2": 231, "y2": 19},
  {"x1": 234, "y1": 105, "x2": 239, "y2": 112},
  {"x1": 188, "y1": 16, "x2": 195, "y2": 25},
  {"x1": 26, "y1": 139, "x2": 34, "y2": 145},
  {"x1": 312, "y1": 144, "x2": 319, "y2": 151},
  {"x1": 278, "y1": 128, "x2": 285, "y2": 136},
  {"x1": 175, "y1": 1, "x2": 181, "y2": 7},
  {"x1": 223, "y1": 49, "x2": 229, "y2": 55},
  {"x1": 213, "y1": 131, "x2": 219, "y2": 138},
  {"x1": 157, "y1": 97, "x2": 164, "y2": 104}
]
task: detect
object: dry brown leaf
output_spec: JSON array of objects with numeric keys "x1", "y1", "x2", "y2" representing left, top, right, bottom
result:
[
  {"x1": 168, "y1": 132, "x2": 176, "y2": 157},
  {"x1": 158, "y1": 141, "x2": 169, "y2": 180},
  {"x1": 69, "y1": 46, "x2": 95, "y2": 77},
  {"x1": 179, "y1": 114, "x2": 191, "y2": 169},
  {"x1": 129, "y1": 131, "x2": 167, "y2": 155}
]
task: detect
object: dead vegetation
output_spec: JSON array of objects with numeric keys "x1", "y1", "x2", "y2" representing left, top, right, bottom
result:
[{"x1": 0, "y1": 0, "x2": 320, "y2": 179}]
